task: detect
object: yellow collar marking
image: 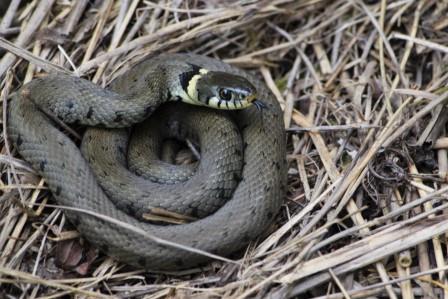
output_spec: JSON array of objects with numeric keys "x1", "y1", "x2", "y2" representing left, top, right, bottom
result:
[{"x1": 187, "y1": 68, "x2": 208, "y2": 102}]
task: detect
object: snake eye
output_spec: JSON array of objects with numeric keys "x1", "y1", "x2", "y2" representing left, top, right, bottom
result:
[{"x1": 219, "y1": 88, "x2": 233, "y2": 101}]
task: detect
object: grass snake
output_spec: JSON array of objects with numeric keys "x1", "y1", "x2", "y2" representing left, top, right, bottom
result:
[{"x1": 8, "y1": 54, "x2": 287, "y2": 270}]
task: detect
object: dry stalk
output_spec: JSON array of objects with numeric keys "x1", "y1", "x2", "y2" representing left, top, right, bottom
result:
[{"x1": 0, "y1": 1, "x2": 447, "y2": 298}]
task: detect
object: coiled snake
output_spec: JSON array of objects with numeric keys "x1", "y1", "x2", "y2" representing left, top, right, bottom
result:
[{"x1": 8, "y1": 54, "x2": 287, "y2": 270}]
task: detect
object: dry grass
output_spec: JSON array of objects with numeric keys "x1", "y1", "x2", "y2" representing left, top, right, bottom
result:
[{"x1": 1, "y1": 0, "x2": 448, "y2": 298}]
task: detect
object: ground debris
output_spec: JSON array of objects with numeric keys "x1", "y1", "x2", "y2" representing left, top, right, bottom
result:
[{"x1": 1, "y1": 0, "x2": 448, "y2": 298}]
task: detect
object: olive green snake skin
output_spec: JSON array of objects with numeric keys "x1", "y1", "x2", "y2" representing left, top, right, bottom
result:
[{"x1": 8, "y1": 54, "x2": 287, "y2": 270}]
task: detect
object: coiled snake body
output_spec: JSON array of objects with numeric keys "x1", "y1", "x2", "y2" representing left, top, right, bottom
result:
[{"x1": 8, "y1": 54, "x2": 286, "y2": 270}]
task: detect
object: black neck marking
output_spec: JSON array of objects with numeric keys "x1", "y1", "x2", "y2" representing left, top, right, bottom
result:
[{"x1": 179, "y1": 63, "x2": 202, "y2": 92}]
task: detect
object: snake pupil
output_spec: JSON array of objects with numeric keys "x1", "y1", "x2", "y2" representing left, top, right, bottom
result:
[{"x1": 219, "y1": 88, "x2": 232, "y2": 101}]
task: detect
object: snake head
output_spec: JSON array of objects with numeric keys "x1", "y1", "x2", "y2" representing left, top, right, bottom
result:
[{"x1": 190, "y1": 71, "x2": 265, "y2": 110}]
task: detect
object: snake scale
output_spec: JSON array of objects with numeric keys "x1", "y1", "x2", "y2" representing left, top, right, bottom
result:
[{"x1": 8, "y1": 54, "x2": 287, "y2": 270}]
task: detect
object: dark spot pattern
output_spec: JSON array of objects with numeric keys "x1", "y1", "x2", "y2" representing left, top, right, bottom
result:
[
  {"x1": 114, "y1": 113, "x2": 123, "y2": 123},
  {"x1": 39, "y1": 160, "x2": 47, "y2": 171},
  {"x1": 190, "y1": 207, "x2": 199, "y2": 218},
  {"x1": 273, "y1": 161, "x2": 280, "y2": 170},
  {"x1": 233, "y1": 173, "x2": 242, "y2": 184},
  {"x1": 86, "y1": 107, "x2": 94, "y2": 119},
  {"x1": 124, "y1": 203, "x2": 134, "y2": 214},
  {"x1": 16, "y1": 135, "x2": 23, "y2": 146},
  {"x1": 118, "y1": 146, "x2": 125, "y2": 155},
  {"x1": 66, "y1": 101, "x2": 74, "y2": 109},
  {"x1": 138, "y1": 257, "x2": 146, "y2": 266},
  {"x1": 218, "y1": 189, "x2": 225, "y2": 198},
  {"x1": 71, "y1": 216, "x2": 80, "y2": 227}
]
